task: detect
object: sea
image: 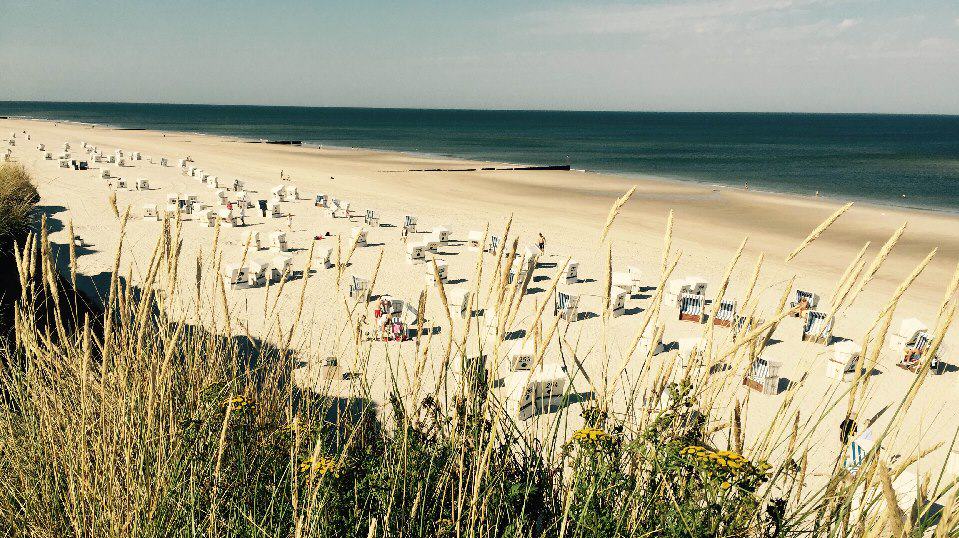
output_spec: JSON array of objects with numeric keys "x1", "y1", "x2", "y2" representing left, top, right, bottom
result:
[{"x1": 2, "y1": 101, "x2": 957, "y2": 212}]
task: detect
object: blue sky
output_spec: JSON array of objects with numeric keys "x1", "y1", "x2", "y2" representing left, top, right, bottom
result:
[{"x1": 1, "y1": 0, "x2": 957, "y2": 113}]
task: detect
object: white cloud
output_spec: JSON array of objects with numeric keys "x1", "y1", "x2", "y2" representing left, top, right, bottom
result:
[
  {"x1": 837, "y1": 18, "x2": 858, "y2": 30},
  {"x1": 523, "y1": 0, "x2": 842, "y2": 36}
]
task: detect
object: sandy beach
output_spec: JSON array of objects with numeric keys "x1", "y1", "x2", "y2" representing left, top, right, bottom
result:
[{"x1": 4, "y1": 117, "x2": 959, "y2": 484}]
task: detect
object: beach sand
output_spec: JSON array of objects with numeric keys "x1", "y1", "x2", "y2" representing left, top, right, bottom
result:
[{"x1": 4, "y1": 117, "x2": 959, "y2": 483}]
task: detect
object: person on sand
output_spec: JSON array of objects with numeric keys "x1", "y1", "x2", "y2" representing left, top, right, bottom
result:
[
  {"x1": 258, "y1": 199, "x2": 267, "y2": 217},
  {"x1": 239, "y1": 205, "x2": 246, "y2": 226},
  {"x1": 840, "y1": 414, "x2": 858, "y2": 445},
  {"x1": 537, "y1": 233, "x2": 546, "y2": 254},
  {"x1": 744, "y1": 181, "x2": 749, "y2": 191}
]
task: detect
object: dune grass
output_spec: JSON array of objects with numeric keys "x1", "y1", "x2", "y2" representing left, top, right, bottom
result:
[
  {"x1": 0, "y1": 174, "x2": 957, "y2": 537},
  {"x1": 0, "y1": 163, "x2": 39, "y2": 239}
]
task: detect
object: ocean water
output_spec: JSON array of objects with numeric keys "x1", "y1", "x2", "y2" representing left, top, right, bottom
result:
[{"x1": 2, "y1": 101, "x2": 958, "y2": 212}]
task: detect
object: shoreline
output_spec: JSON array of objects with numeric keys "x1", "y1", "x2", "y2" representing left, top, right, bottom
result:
[{"x1": 7, "y1": 114, "x2": 958, "y2": 216}]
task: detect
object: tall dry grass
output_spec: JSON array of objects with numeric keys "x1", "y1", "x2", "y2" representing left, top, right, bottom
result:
[
  {"x1": 0, "y1": 180, "x2": 957, "y2": 537},
  {"x1": 0, "y1": 163, "x2": 39, "y2": 239}
]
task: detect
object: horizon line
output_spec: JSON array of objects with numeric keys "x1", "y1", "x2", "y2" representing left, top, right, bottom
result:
[{"x1": 1, "y1": 99, "x2": 957, "y2": 118}]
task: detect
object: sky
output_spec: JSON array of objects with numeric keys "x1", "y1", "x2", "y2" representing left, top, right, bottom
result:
[{"x1": 1, "y1": 0, "x2": 957, "y2": 114}]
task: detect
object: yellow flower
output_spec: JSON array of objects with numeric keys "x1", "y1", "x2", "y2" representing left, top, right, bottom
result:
[
  {"x1": 572, "y1": 427, "x2": 611, "y2": 444},
  {"x1": 300, "y1": 456, "x2": 339, "y2": 476},
  {"x1": 224, "y1": 395, "x2": 255, "y2": 411},
  {"x1": 721, "y1": 481, "x2": 731, "y2": 490}
]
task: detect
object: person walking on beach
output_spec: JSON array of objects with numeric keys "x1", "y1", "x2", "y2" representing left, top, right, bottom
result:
[
  {"x1": 258, "y1": 199, "x2": 268, "y2": 217},
  {"x1": 288, "y1": 213, "x2": 293, "y2": 230},
  {"x1": 537, "y1": 233, "x2": 546, "y2": 254},
  {"x1": 239, "y1": 205, "x2": 246, "y2": 226}
]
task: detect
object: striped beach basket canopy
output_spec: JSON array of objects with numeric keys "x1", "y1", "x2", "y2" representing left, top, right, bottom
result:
[
  {"x1": 803, "y1": 311, "x2": 832, "y2": 338},
  {"x1": 716, "y1": 299, "x2": 736, "y2": 321},
  {"x1": 555, "y1": 291, "x2": 572, "y2": 311},
  {"x1": 679, "y1": 293, "x2": 704, "y2": 316}
]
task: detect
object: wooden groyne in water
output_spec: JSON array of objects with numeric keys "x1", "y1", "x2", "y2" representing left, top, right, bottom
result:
[{"x1": 382, "y1": 164, "x2": 571, "y2": 173}]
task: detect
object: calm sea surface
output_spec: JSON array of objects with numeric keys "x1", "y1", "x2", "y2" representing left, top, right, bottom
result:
[{"x1": 2, "y1": 102, "x2": 957, "y2": 211}]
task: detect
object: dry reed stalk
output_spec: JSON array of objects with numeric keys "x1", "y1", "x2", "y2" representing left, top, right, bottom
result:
[
  {"x1": 603, "y1": 246, "x2": 612, "y2": 317},
  {"x1": 367, "y1": 248, "x2": 385, "y2": 298},
  {"x1": 785, "y1": 202, "x2": 854, "y2": 262},
  {"x1": 870, "y1": 304, "x2": 955, "y2": 471},
  {"x1": 786, "y1": 411, "x2": 800, "y2": 460},
  {"x1": 717, "y1": 296, "x2": 795, "y2": 364},
  {"x1": 846, "y1": 222, "x2": 908, "y2": 306},
  {"x1": 661, "y1": 210, "x2": 673, "y2": 277},
  {"x1": 109, "y1": 191, "x2": 119, "y2": 219},
  {"x1": 878, "y1": 462, "x2": 906, "y2": 537},
  {"x1": 495, "y1": 239, "x2": 519, "y2": 316},
  {"x1": 335, "y1": 235, "x2": 343, "y2": 285},
  {"x1": 731, "y1": 400, "x2": 743, "y2": 453},
  {"x1": 499, "y1": 252, "x2": 528, "y2": 344},
  {"x1": 702, "y1": 236, "x2": 747, "y2": 359},
  {"x1": 519, "y1": 258, "x2": 569, "y2": 347},
  {"x1": 708, "y1": 236, "x2": 747, "y2": 322},
  {"x1": 282, "y1": 242, "x2": 315, "y2": 351},
  {"x1": 101, "y1": 213, "x2": 130, "y2": 363},
  {"x1": 937, "y1": 260, "x2": 959, "y2": 321},
  {"x1": 209, "y1": 398, "x2": 236, "y2": 535},
  {"x1": 830, "y1": 258, "x2": 869, "y2": 322},
  {"x1": 490, "y1": 217, "x2": 512, "y2": 285},
  {"x1": 415, "y1": 289, "x2": 427, "y2": 351},
  {"x1": 429, "y1": 259, "x2": 457, "y2": 397},
  {"x1": 217, "y1": 271, "x2": 232, "y2": 337},
  {"x1": 165, "y1": 216, "x2": 184, "y2": 307},
  {"x1": 67, "y1": 219, "x2": 77, "y2": 289},
  {"x1": 795, "y1": 451, "x2": 808, "y2": 505},
  {"x1": 892, "y1": 442, "x2": 943, "y2": 478},
  {"x1": 934, "y1": 493, "x2": 958, "y2": 538},
  {"x1": 528, "y1": 312, "x2": 562, "y2": 375},
  {"x1": 13, "y1": 232, "x2": 33, "y2": 298},
  {"x1": 870, "y1": 248, "x2": 938, "y2": 327},
  {"x1": 610, "y1": 254, "x2": 680, "y2": 395},
  {"x1": 132, "y1": 233, "x2": 166, "y2": 349},
  {"x1": 827, "y1": 241, "x2": 871, "y2": 310},
  {"x1": 599, "y1": 185, "x2": 636, "y2": 243},
  {"x1": 450, "y1": 225, "x2": 489, "y2": 399},
  {"x1": 340, "y1": 233, "x2": 363, "y2": 274},
  {"x1": 433, "y1": 258, "x2": 453, "y2": 328},
  {"x1": 467, "y1": 415, "x2": 502, "y2": 535},
  {"x1": 843, "y1": 304, "x2": 894, "y2": 427}
]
